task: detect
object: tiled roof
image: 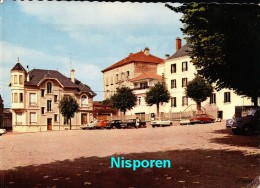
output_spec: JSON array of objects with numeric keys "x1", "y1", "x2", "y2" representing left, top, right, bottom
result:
[
  {"x1": 24, "y1": 69, "x2": 96, "y2": 97},
  {"x1": 11, "y1": 63, "x2": 26, "y2": 72},
  {"x1": 102, "y1": 50, "x2": 164, "y2": 73},
  {"x1": 168, "y1": 44, "x2": 190, "y2": 60},
  {"x1": 130, "y1": 72, "x2": 162, "y2": 82}
]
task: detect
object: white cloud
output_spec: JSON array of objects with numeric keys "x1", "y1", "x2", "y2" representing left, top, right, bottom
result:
[{"x1": 0, "y1": 41, "x2": 102, "y2": 106}]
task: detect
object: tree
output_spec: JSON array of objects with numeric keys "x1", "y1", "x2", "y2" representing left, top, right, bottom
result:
[
  {"x1": 185, "y1": 75, "x2": 213, "y2": 111},
  {"x1": 110, "y1": 86, "x2": 137, "y2": 115},
  {"x1": 145, "y1": 83, "x2": 170, "y2": 114},
  {"x1": 166, "y1": 3, "x2": 260, "y2": 106},
  {"x1": 58, "y1": 95, "x2": 79, "y2": 130}
]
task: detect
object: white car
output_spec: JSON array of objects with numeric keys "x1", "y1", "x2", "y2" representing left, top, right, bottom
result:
[
  {"x1": 151, "y1": 120, "x2": 173, "y2": 128},
  {"x1": 80, "y1": 121, "x2": 97, "y2": 130},
  {"x1": 0, "y1": 129, "x2": 7, "y2": 135},
  {"x1": 180, "y1": 119, "x2": 191, "y2": 125}
]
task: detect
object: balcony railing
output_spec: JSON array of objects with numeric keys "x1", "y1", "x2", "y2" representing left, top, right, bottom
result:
[{"x1": 133, "y1": 86, "x2": 150, "y2": 90}]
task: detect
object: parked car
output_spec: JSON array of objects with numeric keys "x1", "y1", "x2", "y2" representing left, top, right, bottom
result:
[
  {"x1": 80, "y1": 121, "x2": 97, "y2": 130},
  {"x1": 120, "y1": 119, "x2": 146, "y2": 128},
  {"x1": 179, "y1": 119, "x2": 191, "y2": 125},
  {"x1": 231, "y1": 108, "x2": 260, "y2": 135},
  {"x1": 0, "y1": 128, "x2": 7, "y2": 136},
  {"x1": 189, "y1": 114, "x2": 215, "y2": 124},
  {"x1": 151, "y1": 119, "x2": 173, "y2": 127},
  {"x1": 95, "y1": 120, "x2": 109, "y2": 129},
  {"x1": 105, "y1": 120, "x2": 122, "y2": 129},
  {"x1": 226, "y1": 118, "x2": 235, "y2": 128}
]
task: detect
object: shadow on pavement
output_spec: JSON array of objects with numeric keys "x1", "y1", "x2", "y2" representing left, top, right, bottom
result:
[
  {"x1": 210, "y1": 129, "x2": 260, "y2": 149},
  {"x1": 1, "y1": 149, "x2": 259, "y2": 188}
]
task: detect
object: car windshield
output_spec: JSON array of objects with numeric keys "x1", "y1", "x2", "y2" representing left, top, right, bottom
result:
[{"x1": 248, "y1": 109, "x2": 257, "y2": 116}]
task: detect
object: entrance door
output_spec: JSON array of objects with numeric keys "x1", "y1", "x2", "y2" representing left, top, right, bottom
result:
[
  {"x1": 81, "y1": 114, "x2": 87, "y2": 125},
  {"x1": 47, "y1": 118, "x2": 52, "y2": 130}
]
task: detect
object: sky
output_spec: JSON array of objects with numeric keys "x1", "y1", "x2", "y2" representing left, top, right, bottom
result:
[{"x1": 0, "y1": 1, "x2": 184, "y2": 107}]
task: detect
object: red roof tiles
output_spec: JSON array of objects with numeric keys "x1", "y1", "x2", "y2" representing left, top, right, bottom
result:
[
  {"x1": 130, "y1": 71, "x2": 162, "y2": 82},
  {"x1": 101, "y1": 50, "x2": 163, "y2": 73}
]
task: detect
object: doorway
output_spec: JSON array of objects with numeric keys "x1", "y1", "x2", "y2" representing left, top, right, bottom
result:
[
  {"x1": 47, "y1": 118, "x2": 52, "y2": 130},
  {"x1": 81, "y1": 114, "x2": 87, "y2": 125}
]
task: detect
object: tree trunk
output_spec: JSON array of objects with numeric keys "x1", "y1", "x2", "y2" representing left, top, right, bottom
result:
[
  {"x1": 69, "y1": 118, "x2": 72, "y2": 130},
  {"x1": 123, "y1": 111, "x2": 126, "y2": 115},
  {"x1": 156, "y1": 103, "x2": 160, "y2": 115},
  {"x1": 196, "y1": 102, "x2": 202, "y2": 112}
]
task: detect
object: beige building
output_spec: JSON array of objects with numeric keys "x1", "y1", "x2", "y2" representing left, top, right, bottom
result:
[
  {"x1": 10, "y1": 62, "x2": 96, "y2": 132},
  {"x1": 101, "y1": 48, "x2": 164, "y2": 99},
  {"x1": 158, "y1": 38, "x2": 253, "y2": 119}
]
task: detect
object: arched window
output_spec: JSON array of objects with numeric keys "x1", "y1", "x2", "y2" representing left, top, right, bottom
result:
[
  {"x1": 81, "y1": 95, "x2": 88, "y2": 107},
  {"x1": 47, "y1": 82, "x2": 52, "y2": 94}
]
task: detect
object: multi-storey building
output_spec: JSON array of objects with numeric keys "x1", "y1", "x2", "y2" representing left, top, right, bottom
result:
[
  {"x1": 101, "y1": 48, "x2": 164, "y2": 99},
  {"x1": 158, "y1": 38, "x2": 254, "y2": 119},
  {"x1": 0, "y1": 94, "x2": 12, "y2": 130},
  {"x1": 10, "y1": 62, "x2": 96, "y2": 132}
]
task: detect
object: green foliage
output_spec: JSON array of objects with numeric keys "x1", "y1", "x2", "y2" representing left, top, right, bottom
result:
[
  {"x1": 185, "y1": 75, "x2": 213, "y2": 105},
  {"x1": 166, "y1": 3, "x2": 260, "y2": 106},
  {"x1": 145, "y1": 83, "x2": 170, "y2": 114},
  {"x1": 58, "y1": 95, "x2": 79, "y2": 129},
  {"x1": 110, "y1": 86, "x2": 137, "y2": 115}
]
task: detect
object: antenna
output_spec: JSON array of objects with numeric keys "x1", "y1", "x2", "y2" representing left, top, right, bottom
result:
[{"x1": 65, "y1": 52, "x2": 76, "y2": 69}]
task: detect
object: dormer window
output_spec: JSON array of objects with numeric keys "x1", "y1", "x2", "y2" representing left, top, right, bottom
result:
[
  {"x1": 47, "y1": 82, "x2": 52, "y2": 94},
  {"x1": 81, "y1": 95, "x2": 88, "y2": 107}
]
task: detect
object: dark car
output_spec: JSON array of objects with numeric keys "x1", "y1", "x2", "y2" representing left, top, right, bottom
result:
[
  {"x1": 190, "y1": 114, "x2": 215, "y2": 124},
  {"x1": 231, "y1": 108, "x2": 260, "y2": 135},
  {"x1": 120, "y1": 119, "x2": 146, "y2": 128},
  {"x1": 106, "y1": 120, "x2": 122, "y2": 129}
]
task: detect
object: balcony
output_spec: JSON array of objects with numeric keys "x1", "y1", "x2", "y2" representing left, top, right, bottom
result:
[{"x1": 133, "y1": 86, "x2": 151, "y2": 90}]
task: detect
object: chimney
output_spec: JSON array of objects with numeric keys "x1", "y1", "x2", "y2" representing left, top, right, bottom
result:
[
  {"x1": 26, "y1": 65, "x2": 30, "y2": 82},
  {"x1": 144, "y1": 47, "x2": 150, "y2": 56},
  {"x1": 176, "y1": 37, "x2": 182, "y2": 52},
  {"x1": 165, "y1": 54, "x2": 170, "y2": 59},
  {"x1": 70, "y1": 69, "x2": 75, "y2": 83}
]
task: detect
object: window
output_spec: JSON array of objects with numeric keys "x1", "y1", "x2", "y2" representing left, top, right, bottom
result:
[
  {"x1": 19, "y1": 93, "x2": 23, "y2": 103},
  {"x1": 224, "y1": 92, "x2": 231, "y2": 103},
  {"x1": 19, "y1": 75, "x2": 23, "y2": 85},
  {"x1": 210, "y1": 93, "x2": 216, "y2": 104},
  {"x1": 14, "y1": 75, "x2": 17, "y2": 84},
  {"x1": 111, "y1": 77, "x2": 113, "y2": 85},
  {"x1": 54, "y1": 114, "x2": 58, "y2": 122},
  {"x1": 41, "y1": 89, "x2": 45, "y2": 97},
  {"x1": 182, "y1": 78, "x2": 188, "y2": 87},
  {"x1": 30, "y1": 112, "x2": 37, "y2": 123},
  {"x1": 47, "y1": 100, "x2": 52, "y2": 112},
  {"x1": 116, "y1": 74, "x2": 119, "y2": 83},
  {"x1": 140, "y1": 82, "x2": 148, "y2": 89},
  {"x1": 14, "y1": 93, "x2": 18, "y2": 103},
  {"x1": 182, "y1": 96, "x2": 188, "y2": 106},
  {"x1": 47, "y1": 82, "x2": 52, "y2": 94},
  {"x1": 182, "y1": 61, "x2": 188, "y2": 71},
  {"x1": 81, "y1": 95, "x2": 88, "y2": 106},
  {"x1": 64, "y1": 117, "x2": 69, "y2": 125},
  {"x1": 121, "y1": 72, "x2": 125, "y2": 81},
  {"x1": 41, "y1": 107, "x2": 45, "y2": 115},
  {"x1": 171, "y1": 79, "x2": 177, "y2": 89},
  {"x1": 16, "y1": 113, "x2": 22, "y2": 125},
  {"x1": 171, "y1": 64, "x2": 176, "y2": 73},
  {"x1": 171, "y1": 97, "x2": 177, "y2": 107},
  {"x1": 29, "y1": 93, "x2": 36, "y2": 105},
  {"x1": 54, "y1": 95, "x2": 58, "y2": 102},
  {"x1": 138, "y1": 97, "x2": 141, "y2": 105},
  {"x1": 127, "y1": 71, "x2": 130, "y2": 79}
]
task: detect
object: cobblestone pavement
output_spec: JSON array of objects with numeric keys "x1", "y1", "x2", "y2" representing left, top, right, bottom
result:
[{"x1": 0, "y1": 122, "x2": 259, "y2": 187}]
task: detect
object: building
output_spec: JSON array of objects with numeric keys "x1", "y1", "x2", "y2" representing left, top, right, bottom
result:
[
  {"x1": 10, "y1": 62, "x2": 96, "y2": 132},
  {"x1": 0, "y1": 95, "x2": 12, "y2": 130},
  {"x1": 158, "y1": 38, "x2": 253, "y2": 119},
  {"x1": 101, "y1": 48, "x2": 164, "y2": 99}
]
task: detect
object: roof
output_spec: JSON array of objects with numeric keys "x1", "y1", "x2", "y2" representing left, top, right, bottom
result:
[
  {"x1": 24, "y1": 69, "x2": 96, "y2": 97},
  {"x1": 102, "y1": 49, "x2": 164, "y2": 73},
  {"x1": 130, "y1": 72, "x2": 162, "y2": 82},
  {"x1": 11, "y1": 63, "x2": 26, "y2": 72},
  {"x1": 168, "y1": 44, "x2": 190, "y2": 60}
]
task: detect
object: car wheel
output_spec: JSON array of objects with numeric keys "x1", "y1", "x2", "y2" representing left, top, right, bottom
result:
[
  {"x1": 200, "y1": 120, "x2": 204, "y2": 124},
  {"x1": 169, "y1": 122, "x2": 173, "y2": 126},
  {"x1": 112, "y1": 126, "x2": 117, "y2": 129},
  {"x1": 242, "y1": 124, "x2": 253, "y2": 136},
  {"x1": 152, "y1": 125, "x2": 155, "y2": 128}
]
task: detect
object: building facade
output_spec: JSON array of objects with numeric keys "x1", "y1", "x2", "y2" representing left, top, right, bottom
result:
[
  {"x1": 101, "y1": 48, "x2": 164, "y2": 99},
  {"x1": 158, "y1": 38, "x2": 254, "y2": 119},
  {"x1": 10, "y1": 62, "x2": 96, "y2": 132},
  {"x1": 0, "y1": 95, "x2": 12, "y2": 130}
]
